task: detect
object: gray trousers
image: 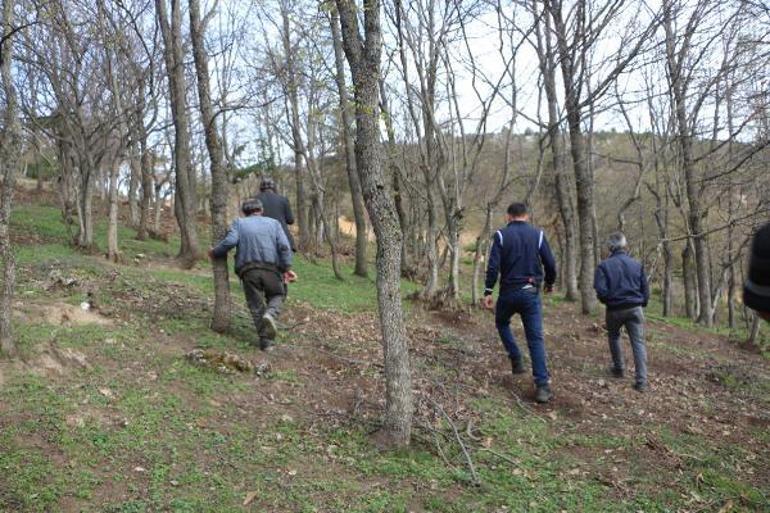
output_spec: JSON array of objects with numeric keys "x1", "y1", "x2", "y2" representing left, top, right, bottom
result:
[
  {"x1": 242, "y1": 268, "x2": 286, "y2": 341},
  {"x1": 606, "y1": 306, "x2": 647, "y2": 386}
]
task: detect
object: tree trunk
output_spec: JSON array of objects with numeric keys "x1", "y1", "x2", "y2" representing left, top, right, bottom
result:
[
  {"x1": 279, "y1": 4, "x2": 308, "y2": 251},
  {"x1": 330, "y1": 7, "x2": 368, "y2": 277},
  {"x1": 128, "y1": 154, "x2": 140, "y2": 227},
  {"x1": 549, "y1": 1, "x2": 596, "y2": 313},
  {"x1": 682, "y1": 244, "x2": 698, "y2": 319},
  {"x1": 107, "y1": 159, "x2": 120, "y2": 262},
  {"x1": 76, "y1": 156, "x2": 96, "y2": 249},
  {"x1": 0, "y1": 0, "x2": 19, "y2": 356},
  {"x1": 336, "y1": 0, "x2": 412, "y2": 447},
  {"x1": 156, "y1": 0, "x2": 200, "y2": 267},
  {"x1": 189, "y1": 0, "x2": 231, "y2": 332},
  {"x1": 537, "y1": 9, "x2": 578, "y2": 301},
  {"x1": 137, "y1": 128, "x2": 153, "y2": 241}
]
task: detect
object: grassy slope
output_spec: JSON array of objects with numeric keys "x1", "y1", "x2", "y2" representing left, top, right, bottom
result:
[{"x1": 0, "y1": 198, "x2": 768, "y2": 512}]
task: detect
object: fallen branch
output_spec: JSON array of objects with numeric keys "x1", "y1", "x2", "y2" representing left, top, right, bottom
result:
[{"x1": 426, "y1": 397, "x2": 481, "y2": 486}]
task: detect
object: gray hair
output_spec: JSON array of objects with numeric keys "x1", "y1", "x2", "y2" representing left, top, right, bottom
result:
[{"x1": 607, "y1": 232, "x2": 627, "y2": 251}]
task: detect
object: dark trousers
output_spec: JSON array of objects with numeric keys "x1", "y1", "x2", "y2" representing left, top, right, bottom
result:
[
  {"x1": 606, "y1": 306, "x2": 647, "y2": 386},
  {"x1": 242, "y1": 267, "x2": 286, "y2": 341},
  {"x1": 495, "y1": 288, "x2": 550, "y2": 386}
]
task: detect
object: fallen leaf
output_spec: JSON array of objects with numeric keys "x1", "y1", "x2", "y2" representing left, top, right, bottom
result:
[
  {"x1": 717, "y1": 500, "x2": 734, "y2": 513},
  {"x1": 243, "y1": 491, "x2": 258, "y2": 506}
]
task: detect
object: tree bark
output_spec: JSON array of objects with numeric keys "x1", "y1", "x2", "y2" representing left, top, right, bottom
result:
[
  {"x1": 189, "y1": 0, "x2": 230, "y2": 332},
  {"x1": 548, "y1": 0, "x2": 596, "y2": 313},
  {"x1": 279, "y1": 3, "x2": 308, "y2": 251},
  {"x1": 330, "y1": 7, "x2": 368, "y2": 278},
  {"x1": 107, "y1": 159, "x2": 120, "y2": 262},
  {"x1": 156, "y1": 0, "x2": 200, "y2": 267},
  {"x1": 336, "y1": 0, "x2": 412, "y2": 447},
  {"x1": 535, "y1": 6, "x2": 578, "y2": 300},
  {"x1": 0, "y1": 0, "x2": 19, "y2": 356}
]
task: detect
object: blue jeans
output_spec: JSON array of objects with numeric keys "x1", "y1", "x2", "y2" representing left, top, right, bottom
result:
[{"x1": 495, "y1": 288, "x2": 550, "y2": 386}]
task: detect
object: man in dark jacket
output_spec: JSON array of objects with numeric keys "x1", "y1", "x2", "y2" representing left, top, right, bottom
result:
[
  {"x1": 209, "y1": 199, "x2": 296, "y2": 351},
  {"x1": 255, "y1": 178, "x2": 296, "y2": 251},
  {"x1": 593, "y1": 232, "x2": 649, "y2": 391},
  {"x1": 483, "y1": 202, "x2": 557, "y2": 403},
  {"x1": 744, "y1": 223, "x2": 770, "y2": 322}
]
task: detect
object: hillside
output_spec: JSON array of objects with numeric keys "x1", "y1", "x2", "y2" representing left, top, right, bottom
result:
[{"x1": 1, "y1": 190, "x2": 768, "y2": 513}]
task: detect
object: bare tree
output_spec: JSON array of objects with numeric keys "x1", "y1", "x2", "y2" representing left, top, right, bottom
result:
[
  {"x1": 189, "y1": 0, "x2": 231, "y2": 332},
  {"x1": 335, "y1": 0, "x2": 413, "y2": 447},
  {"x1": 329, "y1": 4, "x2": 368, "y2": 278},
  {"x1": 156, "y1": 0, "x2": 201, "y2": 267}
]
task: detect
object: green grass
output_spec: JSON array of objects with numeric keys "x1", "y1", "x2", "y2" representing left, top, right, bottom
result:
[{"x1": 5, "y1": 195, "x2": 769, "y2": 512}]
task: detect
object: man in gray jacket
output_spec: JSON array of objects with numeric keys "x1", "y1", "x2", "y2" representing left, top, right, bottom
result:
[
  {"x1": 593, "y1": 232, "x2": 649, "y2": 392},
  {"x1": 209, "y1": 199, "x2": 296, "y2": 350}
]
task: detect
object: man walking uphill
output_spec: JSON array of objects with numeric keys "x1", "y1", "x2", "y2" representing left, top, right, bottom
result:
[
  {"x1": 483, "y1": 203, "x2": 557, "y2": 403},
  {"x1": 209, "y1": 199, "x2": 296, "y2": 351},
  {"x1": 255, "y1": 178, "x2": 296, "y2": 252},
  {"x1": 593, "y1": 232, "x2": 649, "y2": 392}
]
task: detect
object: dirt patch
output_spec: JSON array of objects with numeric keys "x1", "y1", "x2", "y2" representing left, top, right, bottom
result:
[
  {"x1": 15, "y1": 301, "x2": 112, "y2": 327},
  {"x1": 23, "y1": 344, "x2": 91, "y2": 377}
]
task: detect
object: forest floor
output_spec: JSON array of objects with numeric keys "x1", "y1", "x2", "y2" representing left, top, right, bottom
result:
[{"x1": 1, "y1": 189, "x2": 769, "y2": 512}]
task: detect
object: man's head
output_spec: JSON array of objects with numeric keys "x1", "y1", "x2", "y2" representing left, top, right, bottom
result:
[
  {"x1": 260, "y1": 177, "x2": 276, "y2": 192},
  {"x1": 506, "y1": 202, "x2": 529, "y2": 222},
  {"x1": 241, "y1": 198, "x2": 264, "y2": 216},
  {"x1": 744, "y1": 223, "x2": 770, "y2": 322},
  {"x1": 607, "y1": 232, "x2": 627, "y2": 253}
]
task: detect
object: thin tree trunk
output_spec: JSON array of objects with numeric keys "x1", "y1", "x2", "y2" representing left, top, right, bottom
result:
[
  {"x1": 336, "y1": 0, "x2": 412, "y2": 447},
  {"x1": 107, "y1": 159, "x2": 120, "y2": 262},
  {"x1": 137, "y1": 128, "x2": 153, "y2": 241},
  {"x1": 279, "y1": 3, "x2": 308, "y2": 251},
  {"x1": 683, "y1": 244, "x2": 698, "y2": 319},
  {"x1": 189, "y1": 0, "x2": 231, "y2": 332},
  {"x1": 0, "y1": 0, "x2": 19, "y2": 356},
  {"x1": 156, "y1": 0, "x2": 200, "y2": 267},
  {"x1": 330, "y1": 7, "x2": 367, "y2": 277}
]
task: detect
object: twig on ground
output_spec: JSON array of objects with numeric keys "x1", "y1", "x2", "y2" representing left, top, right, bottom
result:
[
  {"x1": 426, "y1": 397, "x2": 481, "y2": 486},
  {"x1": 479, "y1": 447, "x2": 522, "y2": 468}
]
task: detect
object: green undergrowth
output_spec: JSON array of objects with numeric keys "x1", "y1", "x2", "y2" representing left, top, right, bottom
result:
[{"x1": 2, "y1": 195, "x2": 768, "y2": 512}]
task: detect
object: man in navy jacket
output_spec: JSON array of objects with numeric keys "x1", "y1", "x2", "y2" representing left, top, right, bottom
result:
[
  {"x1": 483, "y1": 203, "x2": 557, "y2": 403},
  {"x1": 593, "y1": 232, "x2": 649, "y2": 391}
]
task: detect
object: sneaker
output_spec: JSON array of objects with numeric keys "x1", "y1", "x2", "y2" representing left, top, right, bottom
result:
[
  {"x1": 510, "y1": 357, "x2": 526, "y2": 375},
  {"x1": 610, "y1": 366, "x2": 625, "y2": 378},
  {"x1": 633, "y1": 382, "x2": 647, "y2": 393},
  {"x1": 534, "y1": 384, "x2": 553, "y2": 403},
  {"x1": 260, "y1": 312, "x2": 278, "y2": 340},
  {"x1": 259, "y1": 339, "x2": 274, "y2": 352}
]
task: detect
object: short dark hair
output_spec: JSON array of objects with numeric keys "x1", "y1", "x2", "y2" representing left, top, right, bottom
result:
[
  {"x1": 241, "y1": 198, "x2": 263, "y2": 216},
  {"x1": 507, "y1": 202, "x2": 528, "y2": 217}
]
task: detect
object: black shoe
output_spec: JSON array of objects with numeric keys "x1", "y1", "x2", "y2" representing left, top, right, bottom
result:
[
  {"x1": 535, "y1": 384, "x2": 553, "y2": 403},
  {"x1": 610, "y1": 366, "x2": 625, "y2": 378},
  {"x1": 510, "y1": 357, "x2": 526, "y2": 375},
  {"x1": 633, "y1": 382, "x2": 647, "y2": 393},
  {"x1": 259, "y1": 339, "x2": 274, "y2": 352}
]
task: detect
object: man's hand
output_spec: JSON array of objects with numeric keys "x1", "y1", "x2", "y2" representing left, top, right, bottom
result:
[
  {"x1": 482, "y1": 295, "x2": 494, "y2": 310},
  {"x1": 283, "y1": 270, "x2": 297, "y2": 283},
  {"x1": 207, "y1": 248, "x2": 215, "y2": 260}
]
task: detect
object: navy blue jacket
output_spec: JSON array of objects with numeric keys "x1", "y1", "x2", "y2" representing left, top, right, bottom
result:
[
  {"x1": 484, "y1": 221, "x2": 557, "y2": 295},
  {"x1": 593, "y1": 250, "x2": 649, "y2": 311},
  {"x1": 255, "y1": 190, "x2": 296, "y2": 250}
]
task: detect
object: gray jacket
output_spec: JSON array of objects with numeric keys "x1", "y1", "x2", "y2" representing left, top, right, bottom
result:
[{"x1": 211, "y1": 215, "x2": 293, "y2": 274}]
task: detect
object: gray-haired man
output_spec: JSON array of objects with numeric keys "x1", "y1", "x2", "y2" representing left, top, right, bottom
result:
[
  {"x1": 209, "y1": 199, "x2": 296, "y2": 350},
  {"x1": 593, "y1": 232, "x2": 650, "y2": 392}
]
